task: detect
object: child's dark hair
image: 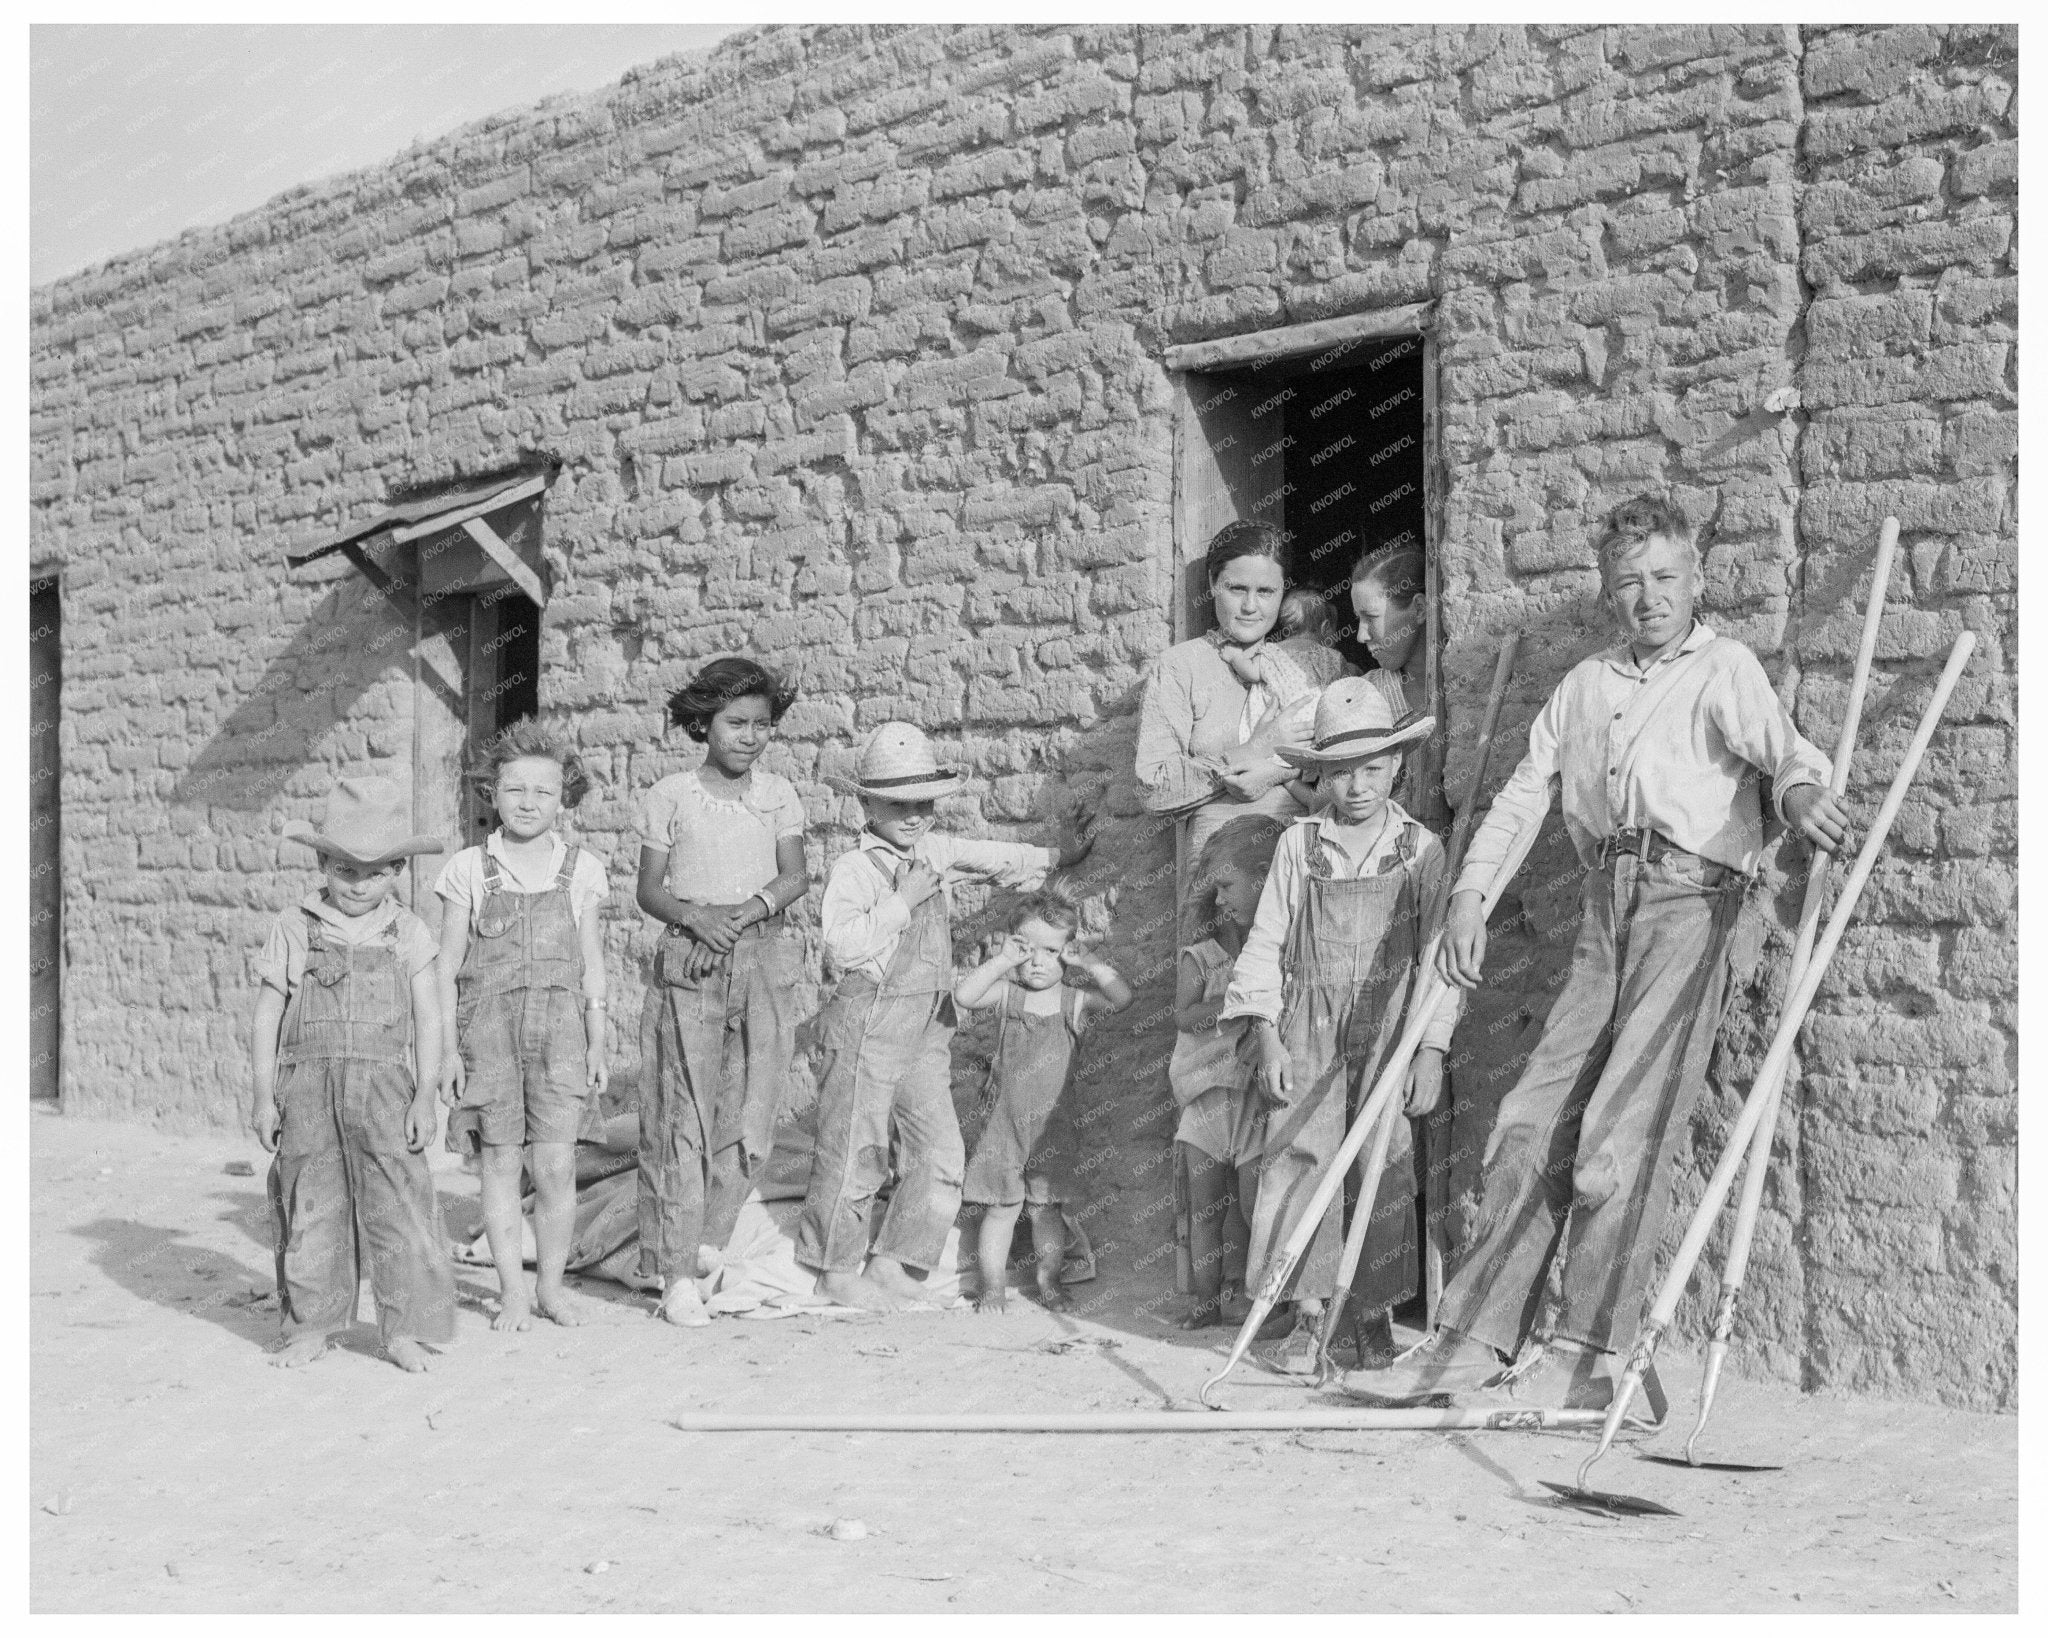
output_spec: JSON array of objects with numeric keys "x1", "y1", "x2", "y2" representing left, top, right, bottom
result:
[
  {"x1": 470, "y1": 718, "x2": 593, "y2": 810},
  {"x1": 666, "y1": 657, "x2": 798, "y2": 742},
  {"x1": 1192, "y1": 815, "x2": 1288, "y2": 935},
  {"x1": 1275, "y1": 587, "x2": 1339, "y2": 645}
]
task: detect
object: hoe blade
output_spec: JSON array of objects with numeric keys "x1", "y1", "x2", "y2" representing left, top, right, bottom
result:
[
  {"x1": 1539, "y1": 1479, "x2": 1680, "y2": 1518},
  {"x1": 1639, "y1": 1454, "x2": 1783, "y2": 1473}
]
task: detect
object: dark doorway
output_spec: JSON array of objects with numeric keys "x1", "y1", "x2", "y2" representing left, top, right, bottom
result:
[
  {"x1": 30, "y1": 577, "x2": 61, "y2": 1103},
  {"x1": 1280, "y1": 336, "x2": 1428, "y2": 675}
]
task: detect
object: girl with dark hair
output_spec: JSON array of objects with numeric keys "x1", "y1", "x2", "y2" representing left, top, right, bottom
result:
[
  {"x1": 633, "y1": 656, "x2": 812, "y2": 1327},
  {"x1": 1135, "y1": 521, "x2": 1350, "y2": 884},
  {"x1": 1349, "y1": 543, "x2": 1442, "y2": 827}
]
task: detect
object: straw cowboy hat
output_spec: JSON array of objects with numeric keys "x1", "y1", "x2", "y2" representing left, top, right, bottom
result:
[
  {"x1": 832, "y1": 722, "x2": 966, "y2": 802},
  {"x1": 1276, "y1": 677, "x2": 1437, "y2": 768},
  {"x1": 282, "y1": 776, "x2": 444, "y2": 866}
]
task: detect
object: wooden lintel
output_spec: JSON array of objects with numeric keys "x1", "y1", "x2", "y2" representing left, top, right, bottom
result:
[
  {"x1": 389, "y1": 474, "x2": 549, "y2": 543},
  {"x1": 461, "y1": 516, "x2": 548, "y2": 608},
  {"x1": 1163, "y1": 302, "x2": 1434, "y2": 374}
]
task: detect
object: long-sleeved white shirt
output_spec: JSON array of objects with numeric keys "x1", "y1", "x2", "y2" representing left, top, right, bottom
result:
[
  {"x1": 1455, "y1": 622, "x2": 1832, "y2": 896},
  {"x1": 1219, "y1": 805, "x2": 1460, "y2": 1051},
  {"x1": 820, "y1": 830, "x2": 1058, "y2": 981}
]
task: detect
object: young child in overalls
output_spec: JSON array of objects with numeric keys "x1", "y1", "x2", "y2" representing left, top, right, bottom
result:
[
  {"x1": 1221, "y1": 679, "x2": 1460, "y2": 1374},
  {"x1": 1169, "y1": 815, "x2": 1289, "y2": 1329},
  {"x1": 1348, "y1": 495, "x2": 1843, "y2": 1410},
  {"x1": 956, "y1": 889, "x2": 1133, "y2": 1312},
  {"x1": 633, "y1": 657, "x2": 811, "y2": 1328},
  {"x1": 247, "y1": 776, "x2": 455, "y2": 1372},
  {"x1": 435, "y1": 721, "x2": 611, "y2": 1332},
  {"x1": 796, "y1": 722, "x2": 1088, "y2": 1312}
]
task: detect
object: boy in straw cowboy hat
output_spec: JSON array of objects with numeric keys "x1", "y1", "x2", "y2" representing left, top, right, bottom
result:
[
  {"x1": 1219, "y1": 678, "x2": 1460, "y2": 1374},
  {"x1": 797, "y1": 722, "x2": 1095, "y2": 1311},
  {"x1": 248, "y1": 776, "x2": 456, "y2": 1372},
  {"x1": 1345, "y1": 494, "x2": 1845, "y2": 1410}
]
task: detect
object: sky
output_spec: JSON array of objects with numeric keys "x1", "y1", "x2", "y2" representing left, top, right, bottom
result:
[{"x1": 30, "y1": 23, "x2": 745, "y2": 287}]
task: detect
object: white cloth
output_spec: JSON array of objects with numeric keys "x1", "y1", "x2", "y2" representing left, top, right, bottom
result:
[{"x1": 1455, "y1": 621, "x2": 1832, "y2": 892}]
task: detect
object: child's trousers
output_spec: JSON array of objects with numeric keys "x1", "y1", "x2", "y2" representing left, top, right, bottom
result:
[
  {"x1": 637, "y1": 925, "x2": 800, "y2": 1283},
  {"x1": 1440, "y1": 850, "x2": 1751, "y2": 1358},
  {"x1": 795, "y1": 987, "x2": 963, "y2": 1275},
  {"x1": 268, "y1": 1056, "x2": 455, "y2": 1344}
]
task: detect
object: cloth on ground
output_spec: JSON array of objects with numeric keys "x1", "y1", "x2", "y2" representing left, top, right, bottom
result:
[{"x1": 456, "y1": 1106, "x2": 1093, "y2": 1314}]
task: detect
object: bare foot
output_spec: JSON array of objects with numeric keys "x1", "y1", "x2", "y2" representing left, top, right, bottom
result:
[
  {"x1": 1175, "y1": 1299, "x2": 1225, "y2": 1330},
  {"x1": 974, "y1": 1284, "x2": 1009, "y2": 1314},
  {"x1": 493, "y1": 1287, "x2": 533, "y2": 1332},
  {"x1": 655, "y1": 1280, "x2": 710, "y2": 1328},
  {"x1": 533, "y1": 1285, "x2": 588, "y2": 1328},
  {"x1": 1035, "y1": 1280, "x2": 1075, "y2": 1313},
  {"x1": 814, "y1": 1268, "x2": 911, "y2": 1312},
  {"x1": 863, "y1": 1258, "x2": 932, "y2": 1305},
  {"x1": 385, "y1": 1337, "x2": 434, "y2": 1373},
  {"x1": 269, "y1": 1332, "x2": 329, "y2": 1369}
]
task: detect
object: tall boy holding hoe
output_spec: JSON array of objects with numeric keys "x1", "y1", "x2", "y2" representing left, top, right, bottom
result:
[{"x1": 1348, "y1": 496, "x2": 1849, "y2": 1409}]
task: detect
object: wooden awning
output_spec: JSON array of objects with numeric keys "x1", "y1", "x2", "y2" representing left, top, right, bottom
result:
[{"x1": 287, "y1": 462, "x2": 557, "y2": 607}]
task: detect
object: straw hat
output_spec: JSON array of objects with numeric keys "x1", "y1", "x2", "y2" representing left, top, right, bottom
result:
[
  {"x1": 832, "y1": 722, "x2": 965, "y2": 802},
  {"x1": 1276, "y1": 677, "x2": 1436, "y2": 767},
  {"x1": 282, "y1": 776, "x2": 444, "y2": 866}
]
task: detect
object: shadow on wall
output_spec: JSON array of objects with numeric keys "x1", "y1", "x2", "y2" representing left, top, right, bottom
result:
[{"x1": 170, "y1": 554, "x2": 421, "y2": 813}]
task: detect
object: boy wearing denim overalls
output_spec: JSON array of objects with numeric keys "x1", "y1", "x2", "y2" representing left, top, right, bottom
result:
[
  {"x1": 435, "y1": 721, "x2": 610, "y2": 1332},
  {"x1": 248, "y1": 777, "x2": 456, "y2": 1372},
  {"x1": 1221, "y1": 680, "x2": 1458, "y2": 1374},
  {"x1": 796, "y1": 722, "x2": 1088, "y2": 1311}
]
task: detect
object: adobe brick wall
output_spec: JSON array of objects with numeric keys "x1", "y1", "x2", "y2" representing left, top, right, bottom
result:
[{"x1": 28, "y1": 23, "x2": 2016, "y2": 1407}]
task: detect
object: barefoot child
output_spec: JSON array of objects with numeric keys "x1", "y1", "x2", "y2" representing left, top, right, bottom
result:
[
  {"x1": 248, "y1": 777, "x2": 456, "y2": 1372},
  {"x1": 435, "y1": 722, "x2": 610, "y2": 1331},
  {"x1": 957, "y1": 890, "x2": 1132, "y2": 1312},
  {"x1": 1168, "y1": 815, "x2": 1288, "y2": 1329},
  {"x1": 796, "y1": 722, "x2": 1091, "y2": 1311},
  {"x1": 633, "y1": 657, "x2": 811, "y2": 1327},
  {"x1": 1220, "y1": 680, "x2": 1459, "y2": 1374}
]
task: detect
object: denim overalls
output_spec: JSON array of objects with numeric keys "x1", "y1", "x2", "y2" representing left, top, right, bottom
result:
[
  {"x1": 796, "y1": 856, "x2": 964, "y2": 1276},
  {"x1": 269, "y1": 909, "x2": 455, "y2": 1345},
  {"x1": 1244, "y1": 820, "x2": 1430, "y2": 1314},
  {"x1": 449, "y1": 844, "x2": 592, "y2": 1152}
]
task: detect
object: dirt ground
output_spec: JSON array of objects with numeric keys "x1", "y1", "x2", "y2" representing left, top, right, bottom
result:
[{"x1": 30, "y1": 1106, "x2": 2016, "y2": 1614}]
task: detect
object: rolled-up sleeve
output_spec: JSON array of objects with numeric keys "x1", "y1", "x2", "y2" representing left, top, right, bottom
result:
[
  {"x1": 1453, "y1": 689, "x2": 1564, "y2": 900},
  {"x1": 1136, "y1": 651, "x2": 1220, "y2": 815},
  {"x1": 1713, "y1": 648, "x2": 1834, "y2": 819},
  {"x1": 1219, "y1": 831, "x2": 1304, "y2": 1026},
  {"x1": 927, "y1": 835, "x2": 1057, "y2": 890}
]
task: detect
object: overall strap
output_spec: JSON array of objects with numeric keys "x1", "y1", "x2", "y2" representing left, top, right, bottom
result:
[
  {"x1": 553, "y1": 844, "x2": 580, "y2": 891},
  {"x1": 480, "y1": 849, "x2": 505, "y2": 893},
  {"x1": 300, "y1": 904, "x2": 328, "y2": 952}
]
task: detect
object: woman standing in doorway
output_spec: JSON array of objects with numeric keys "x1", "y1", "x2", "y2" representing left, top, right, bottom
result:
[
  {"x1": 1135, "y1": 521, "x2": 1349, "y2": 878},
  {"x1": 1350, "y1": 544, "x2": 1445, "y2": 830}
]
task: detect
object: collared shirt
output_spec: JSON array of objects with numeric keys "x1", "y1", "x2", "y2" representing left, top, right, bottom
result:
[
  {"x1": 254, "y1": 890, "x2": 438, "y2": 998},
  {"x1": 1219, "y1": 804, "x2": 1461, "y2": 1050},
  {"x1": 433, "y1": 829, "x2": 611, "y2": 933},
  {"x1": 1455, "y1": 622, "x2": 1832, "y2": 896},
  {"x1": 820, "y1": 830, "x2": 1058, "y2": 981}
]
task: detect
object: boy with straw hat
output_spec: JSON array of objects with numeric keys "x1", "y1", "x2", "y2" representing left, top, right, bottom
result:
[
  {"x1": 796, "y1": 722, "x2": 1094, "y2": 1311},
  {"x1": 1346, "y1": 495, "x2": 1847, "y2": 1410},
  {"x1": 248, "y1": 776, "x2": 456, "y2": 1372},
  {"x1": 1218, "y1": 678, "x2": 1460, "y2": 1373}
]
